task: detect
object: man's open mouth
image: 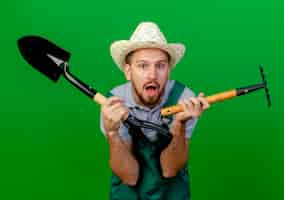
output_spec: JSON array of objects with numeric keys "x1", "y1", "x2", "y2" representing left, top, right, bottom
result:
[{"x1": 144, "y1": 83, "x2": 160, "y2": 96}]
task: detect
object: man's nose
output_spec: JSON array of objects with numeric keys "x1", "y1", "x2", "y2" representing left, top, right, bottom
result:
[{"x1": 147, "y1": 66, "x2": 157, "y2": 79}]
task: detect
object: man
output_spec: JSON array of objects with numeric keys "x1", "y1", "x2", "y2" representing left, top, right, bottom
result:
[{"x1": 100, "y1": 22, "x2": 209, "y2": 200}]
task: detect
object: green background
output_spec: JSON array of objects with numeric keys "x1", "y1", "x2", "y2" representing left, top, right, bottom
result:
[{"x1": 0, "y1": 0, "x2": 282, "y2": 199}]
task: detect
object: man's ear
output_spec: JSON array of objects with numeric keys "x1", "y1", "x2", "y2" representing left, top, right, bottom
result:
[{"x1": 124, "y1": 64, "x2": 131, "y2": 81}]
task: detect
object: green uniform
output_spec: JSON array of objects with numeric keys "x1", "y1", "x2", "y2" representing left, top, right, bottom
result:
[{"x1": 109, "y1": 81, "x2": 191, "y2": 200}]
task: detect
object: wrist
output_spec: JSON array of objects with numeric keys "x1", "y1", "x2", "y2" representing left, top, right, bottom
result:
[
  {"x1": 107, "y1": 131, "x2": 120, "y2": 139},
  {"x1": 170, "y1": 120, "x2": 186, "y2": 136}
]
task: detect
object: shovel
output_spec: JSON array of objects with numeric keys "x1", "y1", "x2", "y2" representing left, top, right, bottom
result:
[{"x1": 17, "y1": 35, "x2": 173, "y2": 143}]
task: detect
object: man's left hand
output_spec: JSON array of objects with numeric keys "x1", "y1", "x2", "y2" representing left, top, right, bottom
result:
[{"x1": 171, "y1": 93, "x2": 210, "y2": 135}]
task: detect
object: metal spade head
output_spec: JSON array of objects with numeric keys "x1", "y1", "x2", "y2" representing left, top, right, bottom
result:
[
  {"x1": 17, "y1": 35, "x2": 71, "y2": 82},
  {"x1": 259, "y1": 65, "x2": 271, "y2": 108}
]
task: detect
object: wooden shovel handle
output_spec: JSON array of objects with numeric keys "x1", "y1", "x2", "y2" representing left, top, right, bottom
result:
[
  {"x1": 93, "y1": 92, "x2": 108, "y2": 105},
  {"x1": 161, "y1": 89, "x2": 237, "y2": 116}
]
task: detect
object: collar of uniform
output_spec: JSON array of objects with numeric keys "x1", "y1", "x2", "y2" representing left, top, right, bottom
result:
[{"x1": 125, "y1": 80, "x2": 175, "y2": 112}]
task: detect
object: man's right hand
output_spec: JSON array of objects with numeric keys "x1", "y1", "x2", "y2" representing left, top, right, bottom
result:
[{"x1": 101, "y1": 96, "x2": 129, "y2": 137}]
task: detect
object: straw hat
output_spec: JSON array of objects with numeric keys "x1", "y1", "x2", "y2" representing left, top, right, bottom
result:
[{"x1": 110, "y1": 22, "x2": 186, "y2": 71}]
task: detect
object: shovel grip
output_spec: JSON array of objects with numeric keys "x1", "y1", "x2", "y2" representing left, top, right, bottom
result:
[
  {"x1": 161, "y1": 89, "x2": 237, "y2": 116},
  {"x1": 93, "y1": 92, "x2": 108, "y2": 105}
]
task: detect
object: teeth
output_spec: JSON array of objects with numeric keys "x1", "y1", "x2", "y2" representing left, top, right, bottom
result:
[
  {"x1": 146, "y1": 86, "x2": 156, "y2": 89},
  {"x1": 144, "y1": 83, "x2": 159, "y2": 90}
]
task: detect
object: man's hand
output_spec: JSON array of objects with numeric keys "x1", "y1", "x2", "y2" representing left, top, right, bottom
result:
[
  {"x1": 172, "y1": 93, "x2": 210, "y2": 133},
  {"x1": 101, "y1": 97, "x2": 129, "y2": 137}
]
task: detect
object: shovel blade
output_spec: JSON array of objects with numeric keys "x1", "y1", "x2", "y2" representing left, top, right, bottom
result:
[{"x1": 17, "y1": 35, "x2": 71, "y2": 82}]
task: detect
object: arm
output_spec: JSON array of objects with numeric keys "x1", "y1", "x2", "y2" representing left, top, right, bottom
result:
[
  {"x1": 160, "y1": 120, "x2": 189, "y2": 178},
  {"x1": 108, "y1": 133, "x2": 139, "y2": 186},
  {"x1": 102, "y1": 97, "x2": 139, "y2": 186},
  {"x1": 160, "y1": 93, "x2": 210, "y2": 178}
]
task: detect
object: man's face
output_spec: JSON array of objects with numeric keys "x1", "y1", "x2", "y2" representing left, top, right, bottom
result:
[{"x1": 124, "y1": 48, "x2": 171, "y2": 108}]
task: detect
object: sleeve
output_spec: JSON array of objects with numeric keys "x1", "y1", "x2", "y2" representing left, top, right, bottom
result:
[
  {"x1": 185, "y1": 117, "x2": 198, "y2": 139},
  {"x1": 178, "y1": 87, "x2": 199, "y2": 139}
]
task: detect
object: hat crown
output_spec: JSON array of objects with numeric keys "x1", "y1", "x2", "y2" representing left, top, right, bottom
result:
[
  {"x1": 130, "y1": 22, "x2": 167, "y2": 44},
  {"x1": 110, "y1": 21, "x2": 186, "y2": 71}
]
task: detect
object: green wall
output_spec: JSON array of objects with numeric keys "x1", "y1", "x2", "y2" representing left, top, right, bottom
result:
[{"x1": 0, "y1": 0, "x2": 282, "y2": 199}]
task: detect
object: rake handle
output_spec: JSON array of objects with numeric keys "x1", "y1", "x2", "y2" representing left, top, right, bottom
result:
[{"x1": 161, "y1": 89, "x2": 237, "y2": 116}]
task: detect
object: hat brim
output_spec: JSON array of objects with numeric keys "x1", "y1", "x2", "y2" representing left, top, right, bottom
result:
[{"x1": 110, "y1": 41, "x2": 185, "y2": 71}]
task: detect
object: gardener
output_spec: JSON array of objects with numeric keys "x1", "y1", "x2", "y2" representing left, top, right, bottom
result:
[{"x1": 100, "y1": 22, "x2": 209, "y2": 200}]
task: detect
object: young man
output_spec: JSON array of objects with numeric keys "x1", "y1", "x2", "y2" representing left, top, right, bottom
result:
[{"x1": 100, "y1": 22, "x2": 209, "y2": 200}]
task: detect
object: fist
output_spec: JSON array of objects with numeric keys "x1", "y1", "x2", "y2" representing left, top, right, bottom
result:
[
  {"x1": 101, "y1": 96, "x2": 129, "y2": 136},
  {"x1": 174, "y1": 93, "x2": 210, "y2": 124}
]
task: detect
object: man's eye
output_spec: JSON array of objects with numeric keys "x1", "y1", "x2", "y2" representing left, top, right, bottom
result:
[
  {"x1": 138, "y1": 64, "x2": 147, "y2": 69},
  {"x1": 157, "y1": 63, "x2": 166, "y2": 69}
]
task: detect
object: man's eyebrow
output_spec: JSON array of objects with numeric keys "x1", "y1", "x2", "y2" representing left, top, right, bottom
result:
[
  {"x1": 156, "y1": 59, "x2": 168, "y2": 63},
  {"x1": 135, "y1": 60, "x2": 147, "y2": 62}
]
